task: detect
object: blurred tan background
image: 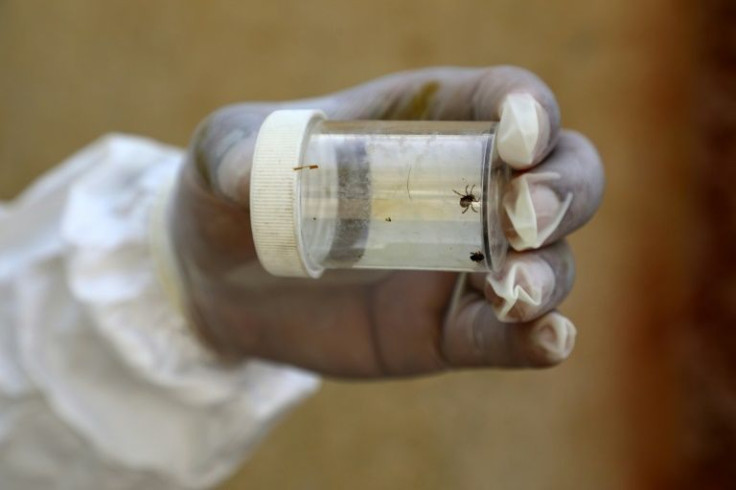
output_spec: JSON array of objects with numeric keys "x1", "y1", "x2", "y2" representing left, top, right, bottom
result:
[{"x1": 0, "y1": 1, "x2": 696, "y2": 488}]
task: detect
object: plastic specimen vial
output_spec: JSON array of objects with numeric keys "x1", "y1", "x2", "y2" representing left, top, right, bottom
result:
[{"x1": 250, "y1": 110, "x2": 509, "y2": 278}]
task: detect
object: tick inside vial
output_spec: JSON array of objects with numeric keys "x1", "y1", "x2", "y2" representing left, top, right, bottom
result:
[
  {"x1": 453, "y1": 185, "x2": 480, "y2": 214},
  {"x1": 470, "y1": 251, "x2": 485, "y2": 263}
]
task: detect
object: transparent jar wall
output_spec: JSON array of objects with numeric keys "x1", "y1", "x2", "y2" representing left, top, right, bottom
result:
[{"x1": 298, "y1": 120, "x2": 508, "y2": 273}]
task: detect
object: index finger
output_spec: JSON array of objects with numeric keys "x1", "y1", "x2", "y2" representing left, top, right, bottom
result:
[{"x1": 309, "y1": 66, "x2": 561, "y2": 169}]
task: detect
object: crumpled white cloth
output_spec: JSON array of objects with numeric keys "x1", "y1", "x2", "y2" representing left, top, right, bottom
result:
[{"x1": 0, "y1": 134, "x2": 320, "y2": 489}]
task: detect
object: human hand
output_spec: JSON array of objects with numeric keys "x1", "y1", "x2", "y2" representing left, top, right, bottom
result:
[{"x1": 171, "y1": 66, "x2": 604, "y2": 378}]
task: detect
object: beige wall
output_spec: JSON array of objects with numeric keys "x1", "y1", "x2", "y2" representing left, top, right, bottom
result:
[{"x1": 0, "y1": 1, "x2": 692, "y2": 488}]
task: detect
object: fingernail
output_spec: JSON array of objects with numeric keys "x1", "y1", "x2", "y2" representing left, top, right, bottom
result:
[
  {"x1": 502, "y1": 172, "x2": 573, "y2": 250},
  {"x1": 531, "y1": 313, "x2": 576, "y2": 363},
  {"x1": 497, "y1": 93, "x2": 549, "y2": 168},
  {"x1": 488, "y1": 259, "x2": 555, "y2": 322}
]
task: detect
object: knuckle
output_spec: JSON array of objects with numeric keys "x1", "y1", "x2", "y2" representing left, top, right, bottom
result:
[{"x1": 491, "y1": 64, "x2": 539, "y2": 82}]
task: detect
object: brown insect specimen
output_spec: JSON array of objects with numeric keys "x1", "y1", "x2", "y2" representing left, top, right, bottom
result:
[
  {"x1": 385, "y1": 217, "x2": 392, "y2": 222},
  {"x1": 469, "y1": 251, "x2": 485, "y2": 263},
  {"x1": 453, "y1": 185, "x2": 480, "y2": 214},
  {"x1": 293, "y1": 164, "x2": 320, "y2": 171}
]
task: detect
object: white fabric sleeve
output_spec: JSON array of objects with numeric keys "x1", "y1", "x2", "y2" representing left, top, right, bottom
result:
[{"x1": 0, "y1": 134, "x2": 320, "y2": 489}]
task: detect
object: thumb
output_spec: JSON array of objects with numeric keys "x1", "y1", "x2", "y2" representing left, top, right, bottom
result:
[{"x1": 173, "y1": 105, "x2": 276, "y2": 273}]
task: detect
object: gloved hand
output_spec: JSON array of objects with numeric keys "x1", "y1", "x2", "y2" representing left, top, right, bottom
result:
[{"x1": 170, "y1": 66, "x2": 604, "y2": 378}]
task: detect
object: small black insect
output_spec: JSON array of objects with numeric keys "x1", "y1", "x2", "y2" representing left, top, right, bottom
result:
[
  {"x1": 453, "y1": 185, "x2": 480, "y2": 214},
  {"x1": 385, "y1": 217, "x2": 392, "y2": 222},
  {"x1": 470, "y1": 251, "x2": 485, "y2": 263}
]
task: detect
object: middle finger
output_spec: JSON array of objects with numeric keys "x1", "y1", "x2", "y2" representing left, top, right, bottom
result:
[{"x1": 501, "y1": 130, "x2": 604, "y2": 251}]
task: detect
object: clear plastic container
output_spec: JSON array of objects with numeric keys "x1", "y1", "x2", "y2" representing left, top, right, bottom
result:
[{"x1": 250, "y1": 110, "x2": 509, "y2": 278}]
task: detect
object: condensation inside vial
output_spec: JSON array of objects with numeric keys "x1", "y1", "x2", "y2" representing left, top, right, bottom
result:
[{"x1": 299, "y1": 120, "x2": 500, "y2": 272}]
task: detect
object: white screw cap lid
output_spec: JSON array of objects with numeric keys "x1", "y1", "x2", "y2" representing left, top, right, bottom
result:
[{"x1": 250, "y1": 109, "x2": 326, "y2": 278}]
